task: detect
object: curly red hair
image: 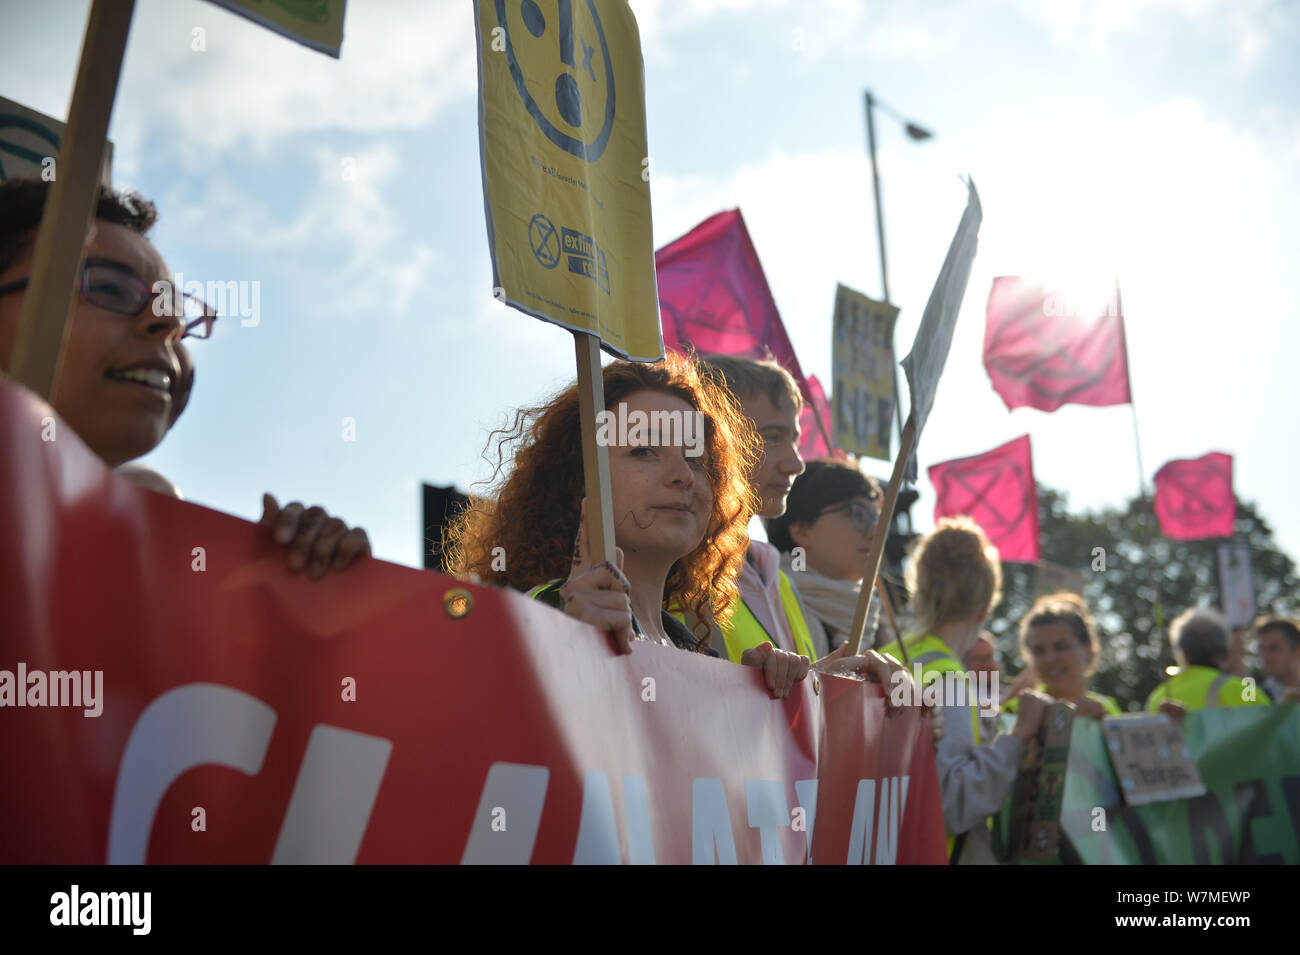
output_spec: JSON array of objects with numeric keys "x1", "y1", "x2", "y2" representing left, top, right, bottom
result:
[{"x1": 445, "y1": 352, "x2": 759, "y2": 639}]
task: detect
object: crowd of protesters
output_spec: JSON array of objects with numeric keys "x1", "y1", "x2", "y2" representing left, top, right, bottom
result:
[{"x1": 4, "y1": 177, "x2": 1295, "y2": 865}]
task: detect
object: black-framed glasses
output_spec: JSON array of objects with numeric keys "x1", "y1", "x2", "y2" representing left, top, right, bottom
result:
[
  {"x1": 0, "y1": 263, "x2": 218, "y2": 340},
  {"x1": 817, "y1": 498, "x2": 879, "y2": 534}
]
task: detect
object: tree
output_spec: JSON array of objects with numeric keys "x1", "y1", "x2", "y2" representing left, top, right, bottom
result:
[{"x1": 984, "y1": 487, "x2": 1299, "y2": 712}]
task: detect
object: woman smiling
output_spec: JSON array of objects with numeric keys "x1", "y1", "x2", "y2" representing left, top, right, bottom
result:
[{"x1": 1005, "y1": 592, "x2": 1121, "y2": 718}]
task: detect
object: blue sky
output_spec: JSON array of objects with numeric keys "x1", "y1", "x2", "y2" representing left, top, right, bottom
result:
[{"x1": 3, "y1": 0, "x2": 1298, "y2": 580}]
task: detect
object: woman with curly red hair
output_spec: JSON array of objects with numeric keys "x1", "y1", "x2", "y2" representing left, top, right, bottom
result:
[{"x1": 445, "y1": 352, "x2": 813, "y2": 697}]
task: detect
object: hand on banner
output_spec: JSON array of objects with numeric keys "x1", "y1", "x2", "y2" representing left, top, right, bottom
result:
[
  {"x1": 1157, "y1": 699, "x2": 1189, "y2": 722},
  {"x1": 741, "y1": 642, "x2": 811, "y2": 699},
  {"x1": 1010, "y1": 689, "x2": 1053, "y2": 741},
  {"x1": 560, "y1": 499, "x2": 634, "y2": 655},
  {"x1": 259, "y1": 494, "x2": 371, "y2": 580},
  {"x1": 1072, "y1": 697, "x2": 1109, "y2": 720},
  {"x1": 815, "y1": 645, "x2": 901, "y2": 704},
  {"x1": 815, "y1": 648, "x2": 946, "y2": 741}
]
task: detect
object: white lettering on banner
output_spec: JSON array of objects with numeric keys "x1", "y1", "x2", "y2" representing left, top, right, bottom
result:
[
  {"x1": 794, "y1": 779, "x2": 818, "y2": 864},
  {"x1": 571, "y1": 771, "x2": 658, "y2": 864},
  {"x1": 106, "y1": 694, "x2": 908, "y2": 864},
  {"x1": 874, "y1": 775, "x2": 909, "y2": 865},
  {"x1": 460, "y1": 762, "x2": 550, "y2": 864},
  {"x1": 692, "y1": 778, "x2": 739, "y2": 864},
  {"x1": 845, "y1": 775, "x2": 911, "y2": 865},
  {"x1": 107, "y1": 684, "x2": 391, "y2": 865},
  {"x1": 623, "y1": 774, "x2": 655, "y2": 865},
  {"x1": 109, "y1": 685, "x2": 276, "y2": 864},
  {"x1": 745, "y1": 779, "x2": 790, "y2": 865},
  {"x1": 270, "y1": 725, "x2": 392, "y2": 864},
  {"x1": 572, "y1": 771, "x2": 620, "y2": 864}
]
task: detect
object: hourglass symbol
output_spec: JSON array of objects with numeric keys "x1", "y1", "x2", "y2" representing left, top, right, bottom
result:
[{"x1": 494, "y1": 0, "x2": 617, "y2": 162}]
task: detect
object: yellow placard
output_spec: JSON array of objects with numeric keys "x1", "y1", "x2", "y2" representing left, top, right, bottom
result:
[
  {"x1": 0, "y1": 95, "x2": 112, "y2": 186},
  {"x1": 475, "y1": 0, "x2": 661, "y2": 361},
  {"x1": 204, "y1": 0, "x2": 346, "y2": 57},
  {"x1": 832, "y1": 283, "x2": 898, "y2": 460}
]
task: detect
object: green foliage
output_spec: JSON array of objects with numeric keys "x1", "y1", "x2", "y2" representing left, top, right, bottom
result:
[{"x1": 984, "y1": 487, "x2": 1299, "y2": 712}]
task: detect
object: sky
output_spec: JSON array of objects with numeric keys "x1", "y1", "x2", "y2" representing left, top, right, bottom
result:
[{"x1": 2, "y1": 0, "x2": 1298, "y2": 580}]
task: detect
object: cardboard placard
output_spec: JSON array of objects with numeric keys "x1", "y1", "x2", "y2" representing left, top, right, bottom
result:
[
  {"x1": 1007, "y1": 701, "x2": 1073, "y2": 861},
  {"x1": 832, "y1": 283, "x2": 898, "y2": 461},
  {"x1": 1102, "y1": 713, "x2": 1207, "y2": 806},
  {"x1": 1217, "y1": 544, "x2": 1255, "y2": 630},
  {"x1": 203, "y1": 0, "x2": 347, "y2": 57},
  {"x1": 474, "y1": 0, "x2": 661, "y2": 361},
  {"x1": 0, "y1": 94, "x2": 113, "y2": 186}
]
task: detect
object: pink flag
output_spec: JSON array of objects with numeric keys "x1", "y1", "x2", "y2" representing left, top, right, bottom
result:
[
  {"x1": 929, "y1": 435, "x2": 1040, "y2": 563},
  {"x1": 656, "y1": 211, "x2": 833, "y2": 440},
  {"x1": 1153, "y1": 452, "x2": 1235, "y2": 540},
  {"x1": 984, "y1": 277, "x2": 1132, "y2": 413},
  {"x1": 798, "y1": 375, "x2": 839, "y2": 461}
]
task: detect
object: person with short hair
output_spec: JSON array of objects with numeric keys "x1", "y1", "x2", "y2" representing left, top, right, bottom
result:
[
  {"x1": 695, "y1": 354, "x2": 824, "y2": 663},
  {"x1": 1254, "y1": 615, "x2": 1300, "y2": 703},
  {"x1": 1003, "y1": 592, "x2": 1121, "y2": 719},
  {"x1": 0, "y1": 178, "x2": 369, "y2": 578},
  {"x1": 764, "y1": 457, "x2": 884, "y2": 654},
  {"x1": 880, "y1": 517, "x2": 1051, "y2": 864},
  {"x1": 1146, "y1": 608, "x2": 1272, "y2": 712}
]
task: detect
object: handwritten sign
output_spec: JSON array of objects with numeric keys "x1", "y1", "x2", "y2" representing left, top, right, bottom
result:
[
  {"x1": 832, "y1": 283, "x2": 898, "y2": 461},
  {"x1": 1102, "y1": 713, "x2": 1207, "y2": 806}
]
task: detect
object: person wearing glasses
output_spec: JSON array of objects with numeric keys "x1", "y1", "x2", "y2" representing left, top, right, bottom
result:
[
  {"x1": 0, "y1": 179, "x2": 368, "y2": 579},
  {"x1": 764, "y1": 458, "x2": 886, "y2": 655}
]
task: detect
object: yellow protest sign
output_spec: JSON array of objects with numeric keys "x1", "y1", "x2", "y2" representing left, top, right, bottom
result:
[
  {"x1": 0, "y1": 95, "x2": 112, "y2": 186},
  {"x1": 475, "y1": 0, "x2": 661, "y2": 361},
  {"x1": 832, "y1": 283, "x2": 898, "y2": 460},
  {"x1": 204, "y1": 0, "x2": 346, "y2": 57}
]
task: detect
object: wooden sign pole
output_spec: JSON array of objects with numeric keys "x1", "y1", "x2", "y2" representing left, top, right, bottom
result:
[
  {"x1": 573, "y1": 331, "x2": 616, "y2": 566},
  {"x1": 846, "y1": 413, "x2": 916, "y2": 661},
  {"x1": 7, "y1": 0, "x2": 135, "y2": 398}
]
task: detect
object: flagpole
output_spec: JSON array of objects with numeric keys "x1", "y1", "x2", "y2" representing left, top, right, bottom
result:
[
  {"x1": 864, "y1": 91, "x2": 908, "y2": 459},
  {"x1": 1119, "y1": 283, "x2": 1164, "y2": 634}
]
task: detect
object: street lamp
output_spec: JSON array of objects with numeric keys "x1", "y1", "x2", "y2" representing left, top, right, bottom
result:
[
  {"x1": 863, "y1": 90, "x2": 932, "y2": 549},
  {"x1": 863, "y1": 89, "x2": 933, "y2": 310}
]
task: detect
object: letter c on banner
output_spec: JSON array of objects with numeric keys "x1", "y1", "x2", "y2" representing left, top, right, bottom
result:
[{"x1": 108, "y1": 684, "x2": 276, "y2": 864}]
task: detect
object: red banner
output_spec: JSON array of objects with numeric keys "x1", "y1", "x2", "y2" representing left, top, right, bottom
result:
[
  {"x1": 1153, "y1": 452, "x2": 1235, "y2": 541},
  {"x1": 0, "y1": 381, "x2": 945, "y2": 864},
  {"x1": 984, "y1": 276, "x2": 1131, "y2": 413},
  {"x1": 929, "y1": 434, "x2": 1040, "y2": 563}
]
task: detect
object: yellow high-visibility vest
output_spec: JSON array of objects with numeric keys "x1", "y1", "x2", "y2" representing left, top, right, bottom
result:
[
  {"x1": 1145, "y1": 665, "x2": 1271, "y2": 712},
  {"x1": 709, "y1": 570, "x2": 818, "y2": 663},
  {"x1": 879, "y1": 633, "x2": 981, "y2": 862}
]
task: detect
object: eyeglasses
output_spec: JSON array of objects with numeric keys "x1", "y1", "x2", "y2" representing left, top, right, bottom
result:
[
  {"x1": 817, "y1": 498, "x2": 879, "y2": 534},
  {"x1": 0, "y1": 263, "x2": 218, "y2": 340}
]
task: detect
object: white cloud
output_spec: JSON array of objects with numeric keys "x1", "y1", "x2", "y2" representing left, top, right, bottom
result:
[
  {"x1": 160, "y1": 139, "x2": 437, "y2": 318},
  {"x1": 110, "y1": 0, "x2": 477, "y2": 173},
  {"x1": 1009, "y1": 0, "x2": 1280, "y2": 66}
]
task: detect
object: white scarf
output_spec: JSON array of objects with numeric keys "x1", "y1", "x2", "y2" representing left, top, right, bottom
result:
[{"x1": 779, "y1": 553, "x2": 880, "y2": 648}]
